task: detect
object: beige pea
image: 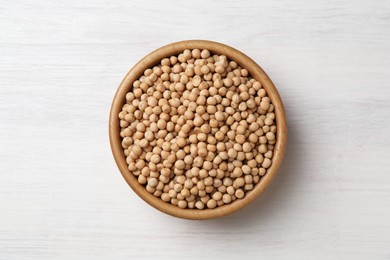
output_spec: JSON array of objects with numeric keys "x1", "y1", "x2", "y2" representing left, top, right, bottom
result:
[
  {"x1": 132, "y1": 144, "x2": 142, "y2": 156},
  {"x1": 175, "y1": 160, "x2": 185, "y2": 170},
  {"x1": 190, "y1": 186, "x2": 198, "y2": 195},
  {"x1": 248, "y1": 133, "x2": 258, "y2": 143},
  {"x1": 233, "y1": 167, "x2": 243, "y2": 178},
  {"x1": 207, "y1": 105, "x2": 217, "y2": 114},
  {"x1": 201, "y1": 65, "x2": 210, "y2": 75},
  {"x1": 173, "y1": 183, "x2": 183, "y2": 192},
  {"x1": 198, "y1": 147, "x2": 208, "y2": 157},
  {"x1": 214, "y1": 111, "x2": 224, "y2": 121},
  {"x1": 177, "y1": 200, "x2": 187, "y2": 209},
  {"x1": 150, "y1": 154, "x2": 160, "y2": 163},
  {"x1": 259, "y1": 136, "x2": 267, "y2": 144},
  {"x1": 204, "y1": 177, "x2": 213, "y2": 186},
  {"x1": 187, "y1": 201, "x2": 195, "y2": 209},
  {"x1": 262, "y1": 158, "x2": 272, "y2": 168},
  {"x1": 241, "y1": 165, "x2": 251, "y2": 175},
  {"x1": 212, "y1": 192, "x2": 223, "y2": 201},
  {"x1": 201, "y1": 49, "x2": 210, "y2": 59},
  {"x1": 181, "y1": 188, "x2": 190, "y2": 198},
  {"x1": 244, "y1": 175, "x2": 253, "y2": 184},
  {"x1": 147, "y1": 177, "x2": 158, "y2": 188},
  {"x1": 203, "y1": 161, "x2": 213, "y2": 171},
  {"x1": 222, "y1": 194, "x2": 232, "y2": 204},
  {"x1": 259, "y1": 168, "x2": 266, "y2": 176},
  {"x1": 177, "y1": 137, "x2": 187, "y2": 147},
  {"x1": 260, "y1": 101, "x2": 270, "y2": 110},
  {"x1": 235, "y1": 189, "x2": 245, "y2": 199},
  {"x1": 176, "y1": 175, "x2": 186, "y2": 184},
  {"x1": 197, "y1": 181, "x2": 205, "y2": 190},
  {"x1": 161, "y1": 193, "x2": 170, "y2": 202},
  {"x1": 190, "y1": 49, "x2": 200, "y2": 59},
  {"x1": 186, "y1": 194, "x2": 196, "y2": 202},
  {"x1": 218, "y1": 185, "x2": 227, "y2": 193},
  {"x1": 258, "y1": 144, "x2": 267, "y2": 153},
  {"x1": 196, "y1": 167, "x2": 206, "y2": 178},
  {"x1": 200, "y1": 194, "x2": 210, "y2": 203},
  {"x1": 266, "y1": 132, "x2": 275, "y2": 141},
  {"x1": 215, "y1": 131, "x2": 225, "y2": 142},
  {"x1": 193, "y1": 116, "x2": 204, "y2": 127},
  {"x1": 207, "y1": 199, "x2": 217, "y2": 209},
  {"x1": 200, "y1": 124, "x2": 211, "y2": 134},
  {"x1": 252, "y1": 81, "x2": 261, "y2": 90},
  {"x1": 242, "y1": 142, "x2": 252, "y2": 153},
  {"x1": 184, "y1": 154, "x2": 193, "y2": 165},
  {"x1": 235, "y1": 134, "x2": 246, "y2": 144},
  {"x1": 195, "y1": 201, "x2": 204, "y2": 209},
  {"x1": 264, "y1": 117, "x2": 273, "y2": 126},
  {"x1": 215, "y1": 65, "x2": 225, "y2": 74},
  {"x1": 235, "y1": 177, "x2": 245, "y2": 187},
  {"x1": 236, "y1": 125, "x2": 246, "y2": 135},
  {"x1": 197, "y1": 133, "x2": 207, "y2": 142},
  {"x1": 265, "y1": 150, "x2": 273, "y2": 159},
  {"x1": 138, "y1": 175, "x2": 147, "y2": 185},
  {"x1": 227, "y1": 148, "x2": 238, "y2": 159},
  {"x1": 243, "y1": 184, "x2": 253, "y2": 191},
  {"x1": 171, "y1": 198, "x2": 179, "y2": 206},
  {"x1": 184, "y1": 179, "x2": 193, "y2": 189},
  {"x1": 226, "y1": 186, "x2": 235, "y2": 195}
]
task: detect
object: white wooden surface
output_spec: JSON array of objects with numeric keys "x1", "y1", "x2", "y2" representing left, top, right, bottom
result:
[{"x1": 1, "y1": 0, "x2": 390, "y2": 259}]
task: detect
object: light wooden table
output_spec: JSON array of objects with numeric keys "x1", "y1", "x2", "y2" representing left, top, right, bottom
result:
[{"x1": 1, "y1": 0, "x2": 389, "y2": 259}]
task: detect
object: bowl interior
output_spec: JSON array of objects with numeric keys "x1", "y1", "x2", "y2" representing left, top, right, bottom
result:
[{"x1": 109, "y1": 40, "x2": 287, "y2": 220}]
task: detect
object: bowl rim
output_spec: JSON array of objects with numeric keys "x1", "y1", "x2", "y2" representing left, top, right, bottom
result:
[{"x1": 109, "y1": 40, "x2": 287, "y2": 220}]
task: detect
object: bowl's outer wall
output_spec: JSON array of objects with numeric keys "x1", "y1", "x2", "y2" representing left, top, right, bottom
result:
[{"x1": 109, "y1": 40, "x2": 287, "y2": 220}]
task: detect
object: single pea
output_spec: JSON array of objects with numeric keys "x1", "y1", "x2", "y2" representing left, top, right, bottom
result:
[
  {"x1": 235, "y1": 189, "x2": 245, "y2": 199},
  {"x1": 262, "y1": 158, "x2": 272, "y2": 168},
  {"x1": 207, "y1": 199, "x2": 217, "y2": 209}
]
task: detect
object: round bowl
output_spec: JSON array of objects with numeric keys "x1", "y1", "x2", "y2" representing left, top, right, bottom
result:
[{"x1": 109, "y1": 40, "x2": 287, "y2": 220}]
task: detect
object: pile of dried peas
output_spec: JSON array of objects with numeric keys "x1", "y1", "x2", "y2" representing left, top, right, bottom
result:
[{"x1": 119, "y1": 49, "x2": 276, "y2": 209}]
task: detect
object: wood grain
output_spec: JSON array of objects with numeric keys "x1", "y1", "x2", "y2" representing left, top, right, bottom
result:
[{"x1": 1, "y1": 0, "x2": 390, "y2": 259}]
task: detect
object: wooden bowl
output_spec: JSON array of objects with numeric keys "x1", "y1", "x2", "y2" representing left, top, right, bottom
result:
[{"x1": 109, "y1": 40, "x2": 287, "y2": 220}]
